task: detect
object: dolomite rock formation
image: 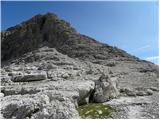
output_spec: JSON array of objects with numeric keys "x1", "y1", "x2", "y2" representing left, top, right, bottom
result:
[{"x1": 1, "y1": 13, "x2": 159, "y2": 119}]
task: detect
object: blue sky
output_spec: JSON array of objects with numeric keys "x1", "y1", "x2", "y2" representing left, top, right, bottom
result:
[{"x1": 1, "y1": 1, "x2": 159, "y2": 64}]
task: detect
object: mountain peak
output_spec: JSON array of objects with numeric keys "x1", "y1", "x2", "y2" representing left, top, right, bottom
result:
[
  {"x1": 2, "y1": 12, "x2": 139, "y2": 63},
  {"x1": 5, "y1": 12, "x2": 75, "y2": 33},
  {"x1": 2, "y1": 12, "x2": 77, "y2": 60}
]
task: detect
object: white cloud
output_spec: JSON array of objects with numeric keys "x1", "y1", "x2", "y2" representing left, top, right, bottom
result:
[
  {"x1": 130, "y1": 45, "x2": 151, "y2": 52},
  {"x1": 143, "y1": 56, "x2": 159, "y2": 64},
  {"x1": 145, "y1": 56, "x2": 159, "y2": 61}
]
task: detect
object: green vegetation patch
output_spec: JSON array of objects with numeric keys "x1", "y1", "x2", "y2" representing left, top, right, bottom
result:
[{"x1": 77, "y1": 103, "x2": 116, "y2": 119}]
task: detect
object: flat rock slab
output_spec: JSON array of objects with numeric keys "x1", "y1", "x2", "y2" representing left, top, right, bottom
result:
[{"x1": 12, "y1": 72, "x2": 47, "y2": 82}]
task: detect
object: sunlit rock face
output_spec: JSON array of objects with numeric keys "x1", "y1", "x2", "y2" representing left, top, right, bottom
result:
[{"x1": 1, "y1": 13, "x2": 158, "y2": 119}]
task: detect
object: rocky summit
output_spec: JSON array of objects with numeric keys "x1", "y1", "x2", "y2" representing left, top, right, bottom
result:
[{"x1": 1, "y1": 13, "x2": 159, "y2": 119}]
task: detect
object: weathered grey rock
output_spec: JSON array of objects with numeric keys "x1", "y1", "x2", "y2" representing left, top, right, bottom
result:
[
  {"x1": 11, "y1": 71, "x2": 47, "y2": 82},
  {"x1": 76, "y1": 80, "x2": 95, "y2": 105},
  {"x1": 120, "y1": 87, "x2": 154, "y2": 97},
  {"x1": 8, "y1": 71, "x2": 24, "y2": 77},
  {"x1": 61, "y1": 73, "x2": 70, "y2": 79},
  {"x1": 0, "y1": 93, "x2": 4, "y2": 98},
  {"x1": 123, "y1": 88, "x2": 136, "y2": 96},
  {"x1": 150, "y1": 87, "x2": 159, "y2": 92},
  {"x1": 38, "y1": 63, "x2": 57, "y2": 70},
  {"x1": 136, "y1": 91, "x2": 147, "y2": 96},
  {"x1": 1, "y1": 92, "x2": 79, "y2": 119},
  {"x1": 146, "y1": 89, "x2": 153, "y2": 95},
  {"x1": 1, "y1": 79, "x2": 96, "y2": 118},
  {"x1": 93, "y1": 74, "x2": 119, "y2": 103},
  {"x1": 1, "y1": 75, "x2": 12, "y2": 85},
  {"x1": 47, "y1": 69, "x2": 64, "y2": 78},
  {"x1": 1, "y1": 75, "x2": 11, "y2": 82}
]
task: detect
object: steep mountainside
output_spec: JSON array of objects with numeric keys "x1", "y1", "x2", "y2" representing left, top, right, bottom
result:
[
  {"x1": 2, "y1": 12, "x2": 139, "y2": 63},
  {"x1": 1, "y1": 13, "x2": 159, "y2": 119}
]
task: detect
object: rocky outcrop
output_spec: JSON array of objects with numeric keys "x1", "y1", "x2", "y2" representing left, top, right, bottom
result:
[
  {"x1": 1, "y1": 80, "x2": 95, "y2": 119},
  {"x1": 1, "y1": 92, "x2": 79, "y2": 119},
  {"x1": 120, "y1": 87, "x2": 156, "y2": 97},
  {"x1": 93, "y1": 74, "x2": 119, "y2": 103},
  {"x1": 1, "y1": 55, "x2": 97, "y2": 119},
  {"x1": 76, "y1": 81, "x2": 95, "y2": 105}
]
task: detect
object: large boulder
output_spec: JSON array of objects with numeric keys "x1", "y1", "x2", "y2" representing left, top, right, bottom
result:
[
  {"x1": 93, "y1": 74, "x2": 119, "y2": 103},
  {"x1": 76, "y1": 81, "x2": 95, "y2": 105}
]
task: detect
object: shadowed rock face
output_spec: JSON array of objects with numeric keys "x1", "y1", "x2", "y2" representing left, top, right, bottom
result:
[
  {"x1": 2, "y1": 13, "x2": 75, "y2": 61},
  {"x1": 1, "y1": 13, "x2": 159, "y2": 119}
]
